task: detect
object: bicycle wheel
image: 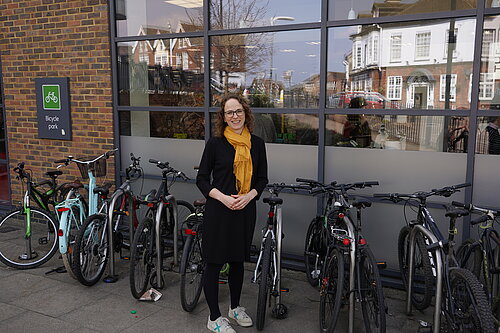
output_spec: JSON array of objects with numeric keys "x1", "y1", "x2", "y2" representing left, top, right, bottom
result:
[
  {"x1": 180, "y1": 224, "x2": 204, "y2": 312},
  {"x1": 72, "y1": 214, "x2": 109, "y2": 286},
  {"x1": 0, "y1": 208, "x2": 58, "y2": 269},
  {"x1": 319, "y1": 247, "x2": 344, "y2": 333},
  {"x1": 62, "y1": 203, "x2": 85, "y2": 279},
  {"x1": 441, "y1": 267, "x2": 495, "y2": 333},
  {"x1": 256, "y1": 234, "x2": 273, "y2": 331},
  {"x1": 398, "y1": 226, "x2": 433, "y2": 310},
  {"x1": 130, "y1": 217, "x2": 155, "y2": 299},
  {"x1": 176, "y1": 200, "x2": 195, "y2": 226},
  {"x1": 456, "y1": 238, "x2": 482, "y2": 279},
  {"x1": 360, "y1": 246, "x2": 386, "y2": 333},
  {"x1": 304, "y1": 216, "x2": 324, "y2": 287}
]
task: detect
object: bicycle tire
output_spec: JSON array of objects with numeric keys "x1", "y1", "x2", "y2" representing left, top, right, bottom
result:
[
  {"x1": 319, "y1": 247, "x2": 344, "y2": 333},
  {"x1": 456, "y1": 238, "x2": 482, "y2": 279},
  {"x1": 62, "y1": 203, "x2": 85, "y2": 279},
  {"x1": 398, "y1": 226, "x2": 434, "y2": 310},
  {"x1": 0, "y1": 208, "x2": 58, "y2": 269},
  {"x1": 130, "y1": 217, "x2": 155, "y2": 299},
  {"x1": 72, "y1": 214, "x2": 109, "y2": 286},
  {"x1": 256, "y1": 234, "x2": 272, "y2": 331},
  {"x1": 304, "y1": 216, "x2": 324, "y2": 287},
  {"x1": 180, "y1": 224, "x2": 204, "y2": 312},
  {"x1": 360, "y1": 246, "x2": 386, "y2": 333},
  {"x1": 441, "y1": 267, "x2": 496, "y2": 333}
]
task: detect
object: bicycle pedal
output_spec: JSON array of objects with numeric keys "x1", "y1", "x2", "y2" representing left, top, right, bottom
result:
[
  {"x1": 280, "y1": 288, "x2": 290, "y2": 293},
  {"x1": 271, "y1": 303, "x2": 288, "y2": 319},
  {"x1": 121, "y1": 256, "x2": 130, "y2": 260},
  {"x1": 416, "y1": 320, "x2": 432, "y2": 333},
  {"x1": 38, "y1": 237, "x2": 48, "y2": 245},
  {"x1": 376, "y1": 261, "x2": 387, "y2": 269}
]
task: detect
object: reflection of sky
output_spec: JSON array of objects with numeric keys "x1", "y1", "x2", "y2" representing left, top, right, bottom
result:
[
  {"x1": 328, "y1": 27, "x2": 357, "y2": 72},
  {"x1": 250, "y1": 30, "x2": 321, "y2": 86}
]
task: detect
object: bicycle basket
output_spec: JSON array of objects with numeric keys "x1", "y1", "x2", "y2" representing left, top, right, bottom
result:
[{"x1": 77, "y1": 157, "x2": 107, "y2": 179}]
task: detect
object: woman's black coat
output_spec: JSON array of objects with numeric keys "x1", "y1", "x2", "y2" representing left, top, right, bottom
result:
[{"x1": 196, "y1": 134, "x2": 268, "y2": 264}]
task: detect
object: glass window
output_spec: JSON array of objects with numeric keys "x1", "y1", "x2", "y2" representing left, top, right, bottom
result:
[
  {"x1": 479, "y1": 16, "x2": 500, "y2": 110},
  {"x1": 210, "y1": 112, "x2": 318, "y2": 145},
  {"x1": 390, "y1": 34, "x2": 402, "y2": 62},
  {"x1": 486, "y1": 0, "x2": 500, "y2": 8},
  {"x1": 329, "y1": 0, "x2": 477, "y2": 21},
  {"x1": 476, "y1": 116, "x2": 500, "y2": 155},
  {"x1": 209, "y1": 0, "x2": 320, "y2": 30},
  {"x1": 325, "y1": 114, "x2": 469, "y2": 153},
  {"x1": 116, "y1": 0, "x2": 203, "y2": 37},
  {"x1": 415, "y1": 31, "x2": 431, "y2": 60},
  {"x1": 327, "y1": 19, "x2": 475, "y2": 110},
  {"x1": 117, "y1": 40, "x2": 204, "y2": 107},
  {"x1": 119, "y1": 110, "x2": 205, "y2": 140},
  {"x1": 440, "y1": 74, "x2": 457, "y2": 101},
  {"x1": 0, "y1": 163, "x2": 8, "y2": 202},
  {"x1": 210, "y1": 30, "x2": 320, "y2": 108}
]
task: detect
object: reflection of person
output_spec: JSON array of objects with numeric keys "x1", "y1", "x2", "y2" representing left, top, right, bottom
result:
[
  {"x1": 486, "y1": 116, "x2": 500, "y2": 155},
  {"x1": 196, "y1": 94, "x2": 268, "y2": 333},
  {"x1": 343, "y1": 97, "x2": 372, "y2": 147},
  {"x1": 253, "y1": 113, "x2": 276, "y2": 143},
  {"x1": 180, "y1": 112, "x2": 205, "y2": 139}
]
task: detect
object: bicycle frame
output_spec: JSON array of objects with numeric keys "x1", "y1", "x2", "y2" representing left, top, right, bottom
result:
[
  {"x1": 55, "y1": 189, "x2": 86, "y2": 254},
  {"x1": 252, "y1": 201, "x2": 284, "y2": 306}
]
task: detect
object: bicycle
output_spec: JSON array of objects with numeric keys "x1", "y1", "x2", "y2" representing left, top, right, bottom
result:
[
  {"x1": 452, "y1": 201, "x2": 500, "y2": 324},
  {"x1": 179, "y1": 198, "x2": 206, "y2": 312},
  {"x1": 129, "y1": 159, "x2": 194, "y2": 299},
  {"x1": 252, "y1": 182, "x2": 306, "y2": 331},
  {"x1": 72, "y1": 152, "x2": 143, "y2": 286},
  {"x1": 375, "y1": 184, "x2": 496, "y2": 333},
  {"x1": 54, "y1": 149, "x2": 116, "y2": 278},
  {"x1": 301, "y1": 180, "x2": 385, "y2": 333},
  {"x1": 0, "y1": 163, "x2": 65, "y2": 269}
]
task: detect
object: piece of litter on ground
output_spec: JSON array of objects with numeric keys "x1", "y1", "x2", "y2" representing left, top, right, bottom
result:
[
  {"x1": 139, "y1": 288, "x2": 162, "y2": 301},
  {"x1": 130, "y1": 310, "x2": 137, "y2": 314}
]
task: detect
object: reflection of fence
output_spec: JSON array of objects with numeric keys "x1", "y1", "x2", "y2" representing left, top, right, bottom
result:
[{"x1": 283, "y1": 91, "x2": 319, "y2": 108}]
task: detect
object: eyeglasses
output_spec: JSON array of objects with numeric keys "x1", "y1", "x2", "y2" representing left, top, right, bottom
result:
[{"x1": 224, "y1": 109, "x2": 245, "y2": 118}]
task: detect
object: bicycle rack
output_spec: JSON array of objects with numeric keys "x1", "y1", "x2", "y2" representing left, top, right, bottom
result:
[
  {"x1": 106, "y1": 188, "x2": 135, "y2": 282},
  {"x1": 407, "y1": 225, "x2": 443, "y2": 333},
  {"x1": 344, "y1": 218, "x2": 356, "y2": 333},
  {"x1": 154, "y1": 194, "x2": 178, "y2": 287},
  {"x1": 275, "y1": 205, "x2": 283, "y2": 306}
]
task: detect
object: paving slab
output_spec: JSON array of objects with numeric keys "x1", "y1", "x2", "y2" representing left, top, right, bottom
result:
[
  {"x1": 0, "y1": 272, "x2": 62, "y2": 303},
  {"x1": 0, "y1": 311, "x2": 77, "y2": 333}
]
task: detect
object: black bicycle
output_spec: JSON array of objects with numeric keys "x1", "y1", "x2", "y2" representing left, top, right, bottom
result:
[
  {"x1": 129, "y1": 159, "x2": 194, "y2": 299},
  {"x1": 179, "y1": 198, "x2": 205, "y2": 312},
  {"x1": 376, "y1": 185, "x2": 496, "y2": 333},
  {"x1": 0, "y1": 163, "x2": 67, "y2": 269},
  {"x1": 300, "y1": 180, "x2": 385, "y2": 333},
  {"x1": 453, "y1": 201, "x2": 500, "y2": 325}
]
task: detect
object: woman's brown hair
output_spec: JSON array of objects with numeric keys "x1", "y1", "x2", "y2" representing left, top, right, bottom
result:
[{"x1": 213, "y1": 94, "x2": 254, "y2": 137}]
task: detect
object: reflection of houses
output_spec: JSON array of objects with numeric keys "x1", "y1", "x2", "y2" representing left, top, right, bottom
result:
[
  {"x1": 343, "y1": 0, "x2": 485, "y2": 110},
  {"x1": 211, "y1": 34, "x2": 247, "y2": 92}
]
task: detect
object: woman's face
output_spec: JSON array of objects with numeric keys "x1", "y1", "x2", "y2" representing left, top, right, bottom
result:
[{"x1": 224, "y1": 98, "x2": 246, "y2": 134}]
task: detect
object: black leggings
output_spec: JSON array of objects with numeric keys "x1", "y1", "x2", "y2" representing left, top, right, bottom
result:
[{"x1": 204, "y1": 261, "x2": 244, "y2": 321}]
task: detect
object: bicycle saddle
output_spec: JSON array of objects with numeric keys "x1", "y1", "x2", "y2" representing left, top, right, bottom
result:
[
  {"x1": 444, "y1": 206, "x2": 469, "y2": 218},
  {"x1": 93, "y1": 183, "x2": 113, "y2": 196},
  {"x1": 351, "y1": 199, "x2": 372, "y2": 209},
  {"x1": 46, "y1": 170, "x2": 63, "y2": 178},
  {"x1": 62, "y1": 181, "x2": 84, "y2": 190},
  {"x1": 194, "y1": 199, "x2": 206, "y2": 207},
  {"x1": 263, "y1": 197, "x2": 283, "y2": 205}
]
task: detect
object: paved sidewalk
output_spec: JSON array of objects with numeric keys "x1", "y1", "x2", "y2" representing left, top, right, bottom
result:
[{"x1": 0, "y1": 255, "x2": 433, "y2": 333}]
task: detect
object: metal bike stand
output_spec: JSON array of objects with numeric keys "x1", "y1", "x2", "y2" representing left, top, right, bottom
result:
[
  {"x1": 407, "y1": 225, "x2": 442, "y2": 333},
  {"x1": 154, "y1": 194, "x2": 178, "y2": 286},
  {"x1": 345, "y1": 220, "x2": 356, "y2": 333},
  {"x1": 105, "y1": 189, "x2": 123, "y2": 282},
  {"x1": 275, "y1": 205, "x2": 283, "y2": 305}
]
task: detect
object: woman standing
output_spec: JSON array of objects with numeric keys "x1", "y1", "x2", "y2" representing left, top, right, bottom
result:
[{"x1": 196, "y1": 95, "x2": 268, "y2": 333}]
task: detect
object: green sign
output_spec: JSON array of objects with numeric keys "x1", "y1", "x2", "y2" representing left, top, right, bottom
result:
[{"x1": 42, "y1": 84, "x2": 61, "y2": 110}]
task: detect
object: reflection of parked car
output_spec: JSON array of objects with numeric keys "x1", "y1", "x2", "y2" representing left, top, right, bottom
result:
[{"x1": 328, "y1": 91, "x2": 399, "y2": 109}]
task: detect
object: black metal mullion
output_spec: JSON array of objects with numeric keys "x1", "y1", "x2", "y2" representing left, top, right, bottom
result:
[
  {"x1": 204, "y1": 0, "x2": 211, "y2": 142},
  {"x1": 462, "y1": 0, "x2": 487, "y2": 239},
  {"x1": 0, "y1": 39, "x2": 11, "y2": 206}
]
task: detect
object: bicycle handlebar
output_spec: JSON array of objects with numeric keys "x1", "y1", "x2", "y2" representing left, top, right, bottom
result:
[
  {"x1": 54, "y1": 148, "x2": 117, "y2": 166},
  {"x1": 451, "y1": 201, "x2": 500, "y2": 225},
  {"x1": 308, "y1": 180, "x2": 379, "y2": 196},
  {"x1": 374, "y1": 183, "x2": 470, "y2": 203},
  {"x1": 149, "y1": 159, "x2": 190, "y2": 181}
]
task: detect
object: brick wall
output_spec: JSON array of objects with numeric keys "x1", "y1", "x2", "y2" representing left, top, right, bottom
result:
[{"x1": 0, "y1": 0, "x2": 115, "y2": 205}]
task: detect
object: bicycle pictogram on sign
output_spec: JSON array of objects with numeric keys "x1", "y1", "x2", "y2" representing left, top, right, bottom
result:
[{"x1": 42, "y1": 85, "x2": 61, "y2": 110}]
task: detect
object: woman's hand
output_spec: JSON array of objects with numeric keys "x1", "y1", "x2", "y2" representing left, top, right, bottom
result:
[{"x1": 231, "y1": 189, "x2": 258, "y2": 210}]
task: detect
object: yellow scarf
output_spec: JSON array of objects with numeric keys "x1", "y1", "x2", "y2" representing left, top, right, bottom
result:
[{"x1": 224, "y1": 126, "x2": 253, "y2": 195}]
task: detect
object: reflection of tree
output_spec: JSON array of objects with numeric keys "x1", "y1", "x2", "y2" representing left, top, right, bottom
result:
[{"x1": 187, "y1": 0, "x2": 271, "y2": 95}]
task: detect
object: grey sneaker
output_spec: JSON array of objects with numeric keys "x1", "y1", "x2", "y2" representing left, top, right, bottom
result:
[
  {"x1": 207, "y1": 316, "x2": 236, "y2": 333},
  {"x1": 228, "y1": 306, "x2": 253, "y2": 327}
]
